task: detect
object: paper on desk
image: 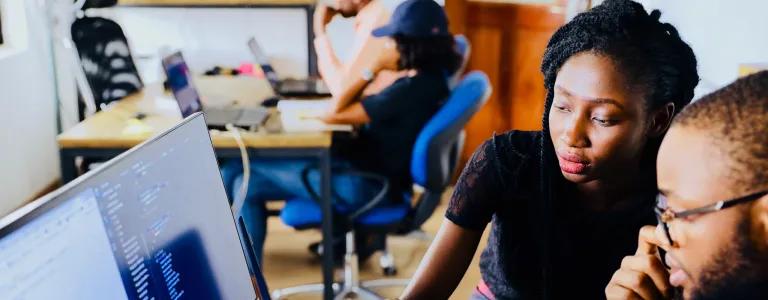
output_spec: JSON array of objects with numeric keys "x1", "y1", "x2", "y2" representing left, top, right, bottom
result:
[{"x1": 277, "y1": 100, "x2": 353, "y2": 133}]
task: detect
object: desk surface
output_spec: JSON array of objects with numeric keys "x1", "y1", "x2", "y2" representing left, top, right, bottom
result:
[
  {"x1": 119, "y1": 0, "x2": 316, "y2": 6},
  {"x1": 58, "y1": 77, "x2": 331, "y2": 150}
]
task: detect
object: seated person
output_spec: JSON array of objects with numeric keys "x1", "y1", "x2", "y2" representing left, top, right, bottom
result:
[
  {"x1": 314, "y1": 0, "x2": 404, "y2": 97},
  {"x1": 605, "y1": 71, "x2": 768, "y2": 300},
  {"x1": 400, "y1": 0, "x2": 700, "y2": 298},
  {"x1": 223, "y1": 0, "x2": 462, "y2": 261}
]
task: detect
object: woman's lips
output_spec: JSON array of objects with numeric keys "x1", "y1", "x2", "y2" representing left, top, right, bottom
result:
[{"x1": 557, "y1": 152, "x2": 590, "y2": 174}]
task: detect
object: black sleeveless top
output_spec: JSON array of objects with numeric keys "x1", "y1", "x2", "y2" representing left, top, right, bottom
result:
[{"x1": 446, "y1": 131, "x2": 656, "y2": 299}]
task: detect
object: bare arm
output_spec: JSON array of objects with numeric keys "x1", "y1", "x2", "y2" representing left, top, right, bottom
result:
[
  {"x1": 401, "y1": 219, "x2": 484, "y2": 300},
  {"x1": 329, "y1": 68, "x2": 375, "y2": 113},
  {"x1": 322, "y1": 102, "x2": 370, "y2": 125},
  {"x1": 316, "y1": 4, "x2": 390, "y2": 97}
]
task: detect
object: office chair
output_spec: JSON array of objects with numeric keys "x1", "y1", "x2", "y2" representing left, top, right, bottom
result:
[
  {"x1": 272, "y1": 71, "x2": 492, "y2": 299},
  {"x1": 69, "y1": 0, "x2": 143, "y2": 118},
  {"x1": 449, "y1": 35, "x2": 472, "y2": 89}
]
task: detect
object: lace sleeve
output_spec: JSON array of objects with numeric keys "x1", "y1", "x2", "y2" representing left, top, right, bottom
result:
[{"x1": 445, "y1": 137, "x2": 504, "y2": 231}]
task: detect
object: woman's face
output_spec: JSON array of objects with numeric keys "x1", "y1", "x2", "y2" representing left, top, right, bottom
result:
[{"x1": 548, "y1": 52, "x2": 652, "y2": 184}]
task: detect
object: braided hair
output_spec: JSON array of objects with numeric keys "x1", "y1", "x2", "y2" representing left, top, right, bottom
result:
[{"x1": 535, "y1": 0, "x2": 699, "y2": 296}]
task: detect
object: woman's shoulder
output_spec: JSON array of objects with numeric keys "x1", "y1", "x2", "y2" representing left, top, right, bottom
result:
[
  {"x1": 479, "y1": 130, "x2": 543, "y2": 166},
  {"x1": 466, "y1": 130, "x2": 543, "y2": 190},
  {"x1": 493, "y1": 130, "x2": 543, "y2": 153}
]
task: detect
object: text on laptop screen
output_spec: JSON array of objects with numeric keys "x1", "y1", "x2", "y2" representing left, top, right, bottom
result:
[{"x1": 0, "y1": 115, "x2": 256, "y2": 300}]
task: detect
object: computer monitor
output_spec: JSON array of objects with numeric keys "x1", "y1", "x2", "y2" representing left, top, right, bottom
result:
[
  {"x1": 0, "y1": 113, "x2": 268, "y2": 300},
  {"x1": 162, "y1": 52, "x2": 203, "y2": 118}
]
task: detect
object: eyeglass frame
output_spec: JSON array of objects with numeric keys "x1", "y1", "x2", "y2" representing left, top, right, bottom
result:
[{"x1": 654, "y1": 190, "x2": 768, "y2": 246}]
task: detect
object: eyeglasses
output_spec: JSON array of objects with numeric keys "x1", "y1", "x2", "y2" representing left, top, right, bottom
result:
[{"x1": 655, "y1": 190, "x2": 768, "y2": 247}]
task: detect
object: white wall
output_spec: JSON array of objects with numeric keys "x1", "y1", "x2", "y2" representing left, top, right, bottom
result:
[
  {"x1": 0, "y1": 0, "x2": 60, "y2": 216},
  {"x1": 98, "y1": 6, "x2": 360, "y2": 84},
  {"x1": 637, "y1": 0, "x2": 768, "y2": 98}
]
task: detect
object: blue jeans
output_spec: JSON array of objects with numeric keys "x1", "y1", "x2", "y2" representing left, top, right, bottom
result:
[{"x1": 220, "y1": 158, "x2": 385, "y2": 261}]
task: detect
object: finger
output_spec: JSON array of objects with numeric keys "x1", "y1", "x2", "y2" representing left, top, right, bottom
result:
[
  {"x1": 636, "y1": 225, "x2": 662, "y2": 255},
  {"x1": 655, "y1": 224, "x2": 672, "y2": 251},
  {"x1": 621, "y1": 255, "x2": 672, "y2": 297},
  {"x1": 610, "y1": 268, "x2": 664, "y2": 300},
  {"x1": 605, "y1": 284, "x2": 644, "y2": 300}
]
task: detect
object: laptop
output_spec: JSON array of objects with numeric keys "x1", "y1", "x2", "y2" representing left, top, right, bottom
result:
[
  {"x1": 162, "y1": 52, "x2": 269, "y2": 128},
  {"x1": 248, "y1": 37, "x2": 331, "y2": 97},
  {"x1": 0, "y1": 113, "x2": 270, "y2": 300}
]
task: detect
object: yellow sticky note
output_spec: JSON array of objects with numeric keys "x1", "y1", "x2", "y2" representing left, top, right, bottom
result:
[{"x1": 122, "y1": 118, "x2": 154, "y2": 135}]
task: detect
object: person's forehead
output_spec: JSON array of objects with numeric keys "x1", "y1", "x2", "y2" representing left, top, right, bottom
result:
[
  {"x1": 555, "y1": 52, "x2": 644, "y2": 110},
  {"x1": 657, "y1": 126, "x2": 736, "y2": 206}
]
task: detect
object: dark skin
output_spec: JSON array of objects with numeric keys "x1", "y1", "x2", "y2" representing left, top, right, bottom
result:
[
  {"x1": 606, "y1": 126, "x2": 768, "y2": 300},
  {"x1": 401, "y1": 52, "x2": 675, "y2": 299}
]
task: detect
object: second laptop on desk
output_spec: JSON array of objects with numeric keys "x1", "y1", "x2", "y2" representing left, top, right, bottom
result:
[
  {"x1": 162, "y1": 52, "x2": 269, "y2": 128},
  {"x1": 248, "y1": 37, "x2": 331, "y2": 97}
]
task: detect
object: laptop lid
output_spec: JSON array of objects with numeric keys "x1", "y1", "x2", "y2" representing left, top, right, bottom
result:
[
  {"x1": 0, "y1": 114, "x2": 267, "y2": 300},
  {"x1": 247, "y1": 37, "x2": 281, "y2": 90},
  {"x1": 162, "y1": 52, "x2": 204, "y2": 118}
]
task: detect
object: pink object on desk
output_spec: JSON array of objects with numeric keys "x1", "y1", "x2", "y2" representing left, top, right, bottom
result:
[{"x1": 237, "y1": 63, "x2": 266, "y2": 78}]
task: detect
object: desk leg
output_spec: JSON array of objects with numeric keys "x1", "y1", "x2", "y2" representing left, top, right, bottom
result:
[
  {"x1": 306, "y1": 4, "x2": 318, "y2": 77},
  {"x1": 319, "y1": 150, "x2": 334, "y2": 300},
  {"x1": 60, "y1": 150, "x2": 78, "y2": 184}
]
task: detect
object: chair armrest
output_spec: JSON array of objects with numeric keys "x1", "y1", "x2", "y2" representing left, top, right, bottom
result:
[{"x1": 300, "y1": 166, "x2": 390, "y2": 224}]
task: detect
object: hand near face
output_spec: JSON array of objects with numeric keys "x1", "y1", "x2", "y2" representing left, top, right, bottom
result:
[
  {"x1": 606, "y1": 225, "x2": 673, "y2": 300},
  {"x1": 372, "y1": 39, "x2": 400, "y2": 72},
  {"x1": 313, "y1": 4, "x2": 338, "y2": 35}
]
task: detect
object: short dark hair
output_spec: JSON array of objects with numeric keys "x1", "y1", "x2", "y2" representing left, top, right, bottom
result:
[
  {"x1": 673, "y1": 71, "x2": 768, "y2": 191},
  {"x1": 394, "y1": 34, "x2": 462, "y2": 74}
]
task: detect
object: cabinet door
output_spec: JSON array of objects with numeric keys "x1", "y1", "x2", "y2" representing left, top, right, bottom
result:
[{"x1": 447, "y1": 0, "x2": 565, "y2": 164}]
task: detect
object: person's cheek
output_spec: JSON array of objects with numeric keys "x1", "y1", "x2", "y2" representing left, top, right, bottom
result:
[{"x1": 548, "y1": 109, "x2": 563, "y2": 148}]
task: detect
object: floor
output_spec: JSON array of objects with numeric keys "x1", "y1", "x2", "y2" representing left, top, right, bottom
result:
[{"x1": 260, "y1": 188, "x2": 489, "y2": 299}]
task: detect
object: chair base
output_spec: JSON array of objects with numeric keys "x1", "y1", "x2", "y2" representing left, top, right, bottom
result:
[
  {"x1": 270, "y1": 279, "x2": 411, "y2": 300},
  {"x1": 272, "y1": 232, "x2": 410, "y2": 299}
]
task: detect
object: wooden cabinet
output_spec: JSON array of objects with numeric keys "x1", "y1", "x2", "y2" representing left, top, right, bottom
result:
[{"x1": 447, "y1": 0, "x2": 566, "y2": 163}]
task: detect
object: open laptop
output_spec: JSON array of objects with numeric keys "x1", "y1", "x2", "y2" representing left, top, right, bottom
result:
[
  {"x1": 0, "y1": 113, "x2": 270, "y2": 300},
  {"x1": 162, "y1": 52, "x2": 269, "y2": 128},
  {"x1": 248, "y1": 37, "x2": 331, "y2": 97}
]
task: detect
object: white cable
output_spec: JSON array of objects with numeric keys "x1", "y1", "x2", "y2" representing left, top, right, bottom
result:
[{"x1": 226, "y1": 124, "x2": 250, "y2": 217}]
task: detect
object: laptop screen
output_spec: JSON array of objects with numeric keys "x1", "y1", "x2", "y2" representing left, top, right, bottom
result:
[
  {"x1": 247, "y1": 38, "x2": 281, "y2": 90},
  {"x1": 0, "y1": 114, "x2": 263, "y2": 300},
  {"x1": 162, "y1": 52, "x2": 203, "y2": 118}
]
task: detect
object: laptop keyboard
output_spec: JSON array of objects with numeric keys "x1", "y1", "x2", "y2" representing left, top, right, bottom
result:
[{"x1": 238, "y1": 108, "x2": 269, "y2": 125}]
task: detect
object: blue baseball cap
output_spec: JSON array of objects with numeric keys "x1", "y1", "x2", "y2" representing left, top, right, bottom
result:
[{"x1": 372, "y1": 0, "x2": 450, "y2": 38}]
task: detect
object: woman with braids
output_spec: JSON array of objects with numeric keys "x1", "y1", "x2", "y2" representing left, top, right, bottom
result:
[{"x1": 401, "y1": 0, "x2": 699, "y2": 299}]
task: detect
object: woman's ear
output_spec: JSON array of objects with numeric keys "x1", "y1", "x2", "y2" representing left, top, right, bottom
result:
[
  {"x1": 754, "y1": 195, "x2": 768, "y2": 248},
  {"x1": 648, "y1": 102, "x2": 676, "y2": 137}
]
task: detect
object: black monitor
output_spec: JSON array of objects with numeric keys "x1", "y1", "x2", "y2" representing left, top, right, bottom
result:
[{"x1": 0, "y1": 113, "x2": 268, "y2": 300}]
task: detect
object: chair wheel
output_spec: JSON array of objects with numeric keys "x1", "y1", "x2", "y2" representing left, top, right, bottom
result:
[{"x1": 383, "y1": 266, "x2": 397, "y2": 276}]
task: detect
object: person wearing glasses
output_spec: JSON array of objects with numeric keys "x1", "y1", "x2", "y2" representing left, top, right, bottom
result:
[
  {"x1": 605, "y1": 71, "x2": 768, "y2": 299},
  {"x1": 401, "y1": 1, "x2": 700, "y2": 299}
]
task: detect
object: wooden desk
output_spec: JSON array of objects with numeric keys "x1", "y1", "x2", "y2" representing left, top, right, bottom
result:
[{"x1": 58, "y1": 77, "x2": 336, "y2": 299}]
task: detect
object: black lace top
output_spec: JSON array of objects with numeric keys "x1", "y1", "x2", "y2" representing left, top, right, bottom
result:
[{"x1": 446, "y1": 131, "x2": 656, "y2": 299}]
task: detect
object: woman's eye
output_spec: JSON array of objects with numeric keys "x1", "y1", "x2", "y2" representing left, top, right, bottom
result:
[
  {"x1": 592, "y1": 117, "x2": 614, "y2": 126},
  {"x1": 554, "y1": 105, "x2": 570, "y2": 112}
]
